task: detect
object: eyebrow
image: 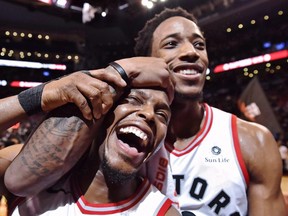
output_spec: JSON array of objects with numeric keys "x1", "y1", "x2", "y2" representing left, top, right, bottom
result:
[
  {"x1": 132, "y1": 89, "x2": 170, "y2": 111},
  {"x1": 160, "y1": 32, "x2": 206, "y2": 44}
]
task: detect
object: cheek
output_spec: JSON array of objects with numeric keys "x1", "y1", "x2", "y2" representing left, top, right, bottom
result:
[
  {"x1": 156, "y1": 124, "x2": 168, "y2": 142},
  {"x1": 200, "y1": 51, "x2": 209, "y2": 65},
  {"x1": 157, "y1": 50, "x2": 177, "y2": 64}
]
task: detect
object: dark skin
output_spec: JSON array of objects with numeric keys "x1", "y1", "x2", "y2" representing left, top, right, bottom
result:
[
  {"x1": 0, "y1": 56, "x2": 174, "y2": 131},
  {"x1": 2, "y1": 88, "x2": 180, "y2": 215},
  {"x1": 2, "y1": 56, "x2": 174, "y2": 196},
  {"x1": 150, "y1": 16, "x2": 287, "y2": 215},
  {"x1": 2, "y1": 10, "x2": 286, "y2": 216}
]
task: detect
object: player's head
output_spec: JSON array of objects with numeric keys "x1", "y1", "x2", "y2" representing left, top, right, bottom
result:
[
  {"x1": 99, "y1": 88, "x2": 171, "y2": 184},
  {"x1": 135, "y1": 7, "x2": 209, "y2": 102}
]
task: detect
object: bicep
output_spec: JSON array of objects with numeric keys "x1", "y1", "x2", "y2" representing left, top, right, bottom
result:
[{"x1": 238, "y1": 121, "x2": 287, "y2": 215}]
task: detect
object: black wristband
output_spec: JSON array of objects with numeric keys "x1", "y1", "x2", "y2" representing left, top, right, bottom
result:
[
  {"x1": 18, "y1": 83, "x2": 45, "y2": 116},
  {"x1": 109, "y1": 62, "x2": 130, "y2": 86}
]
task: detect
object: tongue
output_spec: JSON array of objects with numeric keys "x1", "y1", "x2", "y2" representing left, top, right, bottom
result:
[{"x1": 122, "y1": 142, "x2": 139, "y2": 155}]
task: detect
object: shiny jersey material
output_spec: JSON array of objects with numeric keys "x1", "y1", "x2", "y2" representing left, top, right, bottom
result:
[
  {"x1": 11, "y1": 178, "x2": 173, "y2": 216},
  {"x1": 166, "y1": 104, "x2": 249, "y2": 216}
]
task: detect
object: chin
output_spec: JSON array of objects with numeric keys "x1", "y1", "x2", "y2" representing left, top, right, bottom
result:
[{"x1": 101, "y1": 157, "x2": 137, "y2": 185}]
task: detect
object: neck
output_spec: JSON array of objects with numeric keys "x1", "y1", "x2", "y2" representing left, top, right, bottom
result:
[{"x1": 166, "y1": 100, "x2": 205, "y2": 146}]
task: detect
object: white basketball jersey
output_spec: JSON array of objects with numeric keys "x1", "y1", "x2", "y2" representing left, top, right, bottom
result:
[
  {"x1": 166, "y1": 104, "x2": 249, "y2": 216},
  {"x1": 11, "y1": 178, "x2": 173, "y2": 216}
]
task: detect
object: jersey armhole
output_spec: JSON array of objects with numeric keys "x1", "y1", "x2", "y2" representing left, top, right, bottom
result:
[
  {"x1": 231, "y1": 115, "x2": 250, "y2": 187},
  {"x1": 157, "y1": 198, "x2": 172, "y2": 216}
]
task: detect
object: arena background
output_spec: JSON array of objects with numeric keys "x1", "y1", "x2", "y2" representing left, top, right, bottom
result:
[{"x1": 0, "y1": 0, "x2": 287, "y2": 205}]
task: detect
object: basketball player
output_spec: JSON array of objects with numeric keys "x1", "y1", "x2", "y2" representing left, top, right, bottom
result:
[
  {"x1": 2, "y1": 87, "x2": 180, "y2": 215},
  {"x1": 133, "y1": 7, "x2": 287, "y2": 215},
  {"x1": 4, "y1": 6, "x2": 287, "y2": 216}
]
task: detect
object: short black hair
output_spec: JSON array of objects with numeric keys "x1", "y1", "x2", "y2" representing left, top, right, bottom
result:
[{"x1": 134, "y1": 7, "x2": 198, "y2": 56}]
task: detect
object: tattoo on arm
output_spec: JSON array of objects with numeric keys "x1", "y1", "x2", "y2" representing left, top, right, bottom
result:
[{"x1": 20, "y1": 117, "x2": 85, "y2": 177}]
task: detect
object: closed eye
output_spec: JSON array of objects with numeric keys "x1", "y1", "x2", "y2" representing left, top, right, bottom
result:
[
  {"x1": 126, "y1": 95, "x2": 143, "y2": 105},
  {"x1": 156, "y1": 110, "x2": 170, "y2": 124}
]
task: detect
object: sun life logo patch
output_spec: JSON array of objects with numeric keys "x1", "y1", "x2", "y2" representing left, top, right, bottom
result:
[{"x1": 211, "y1": 146, "x2": 221, "y2": 155}]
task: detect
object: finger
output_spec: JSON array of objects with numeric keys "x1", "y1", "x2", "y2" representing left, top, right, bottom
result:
[
  {"x1": 89, "y1": 94, "x2": 103, "y2": 119},
  {"x1": 65, "y1": 87, "x2": 93, "y2": 120},
  {"x1": 89, "y1": 68, "x2": 127, "y2": 88},
  {"x1": 100, "y1": 86, "x2": 114, "y2": 115},
  {"x1": 76, "y1": 79, "x2": 114, "y2": 119}
]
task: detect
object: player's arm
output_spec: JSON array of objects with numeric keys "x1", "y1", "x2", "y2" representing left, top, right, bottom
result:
[
  {"x1": 0, "y1": 69, "x2": 125, "y2": 132},
  {"x1": 0, "y1": 144, "x2": 23, "y2": 205},
  {"x1": 4, "y1": 105, "x2": 103, "y2": 197},
  {"x1": 238, "y1": 119, "x2": 288, "y2": 215},
  {"x1": 5, "y1": 57, "x2": 173, "y2": 197}
]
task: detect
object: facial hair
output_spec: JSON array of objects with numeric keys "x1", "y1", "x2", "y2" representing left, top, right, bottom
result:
[{"x1": 101, "y1": 156, "x2": 137, "y2": 186}]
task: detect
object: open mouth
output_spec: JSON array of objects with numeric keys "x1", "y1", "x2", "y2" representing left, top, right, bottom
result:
[{"x1": 117, "y1": 126, "x2": 150, "y2": 153}]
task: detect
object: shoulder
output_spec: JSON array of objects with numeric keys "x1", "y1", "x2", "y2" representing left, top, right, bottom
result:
[
  {"x1": 236, "y1": 117, "x2": 282, "y2": 181},
  {"x1": 236, "y1": 117, "x2": 275, "y2": 148}
]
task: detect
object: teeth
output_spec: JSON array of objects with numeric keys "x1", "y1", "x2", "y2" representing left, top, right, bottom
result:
[
  {"x1": 119, "y1": 126, "x2": 148, "y2": 140},
  {"x1": 179, "y1": 69, "x2": 198, "y2": 75}
]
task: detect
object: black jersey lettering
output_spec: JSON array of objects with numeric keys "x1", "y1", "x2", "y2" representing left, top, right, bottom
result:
[{"x1": 208, "y1": 190, "x2": 230, "y2": 214}]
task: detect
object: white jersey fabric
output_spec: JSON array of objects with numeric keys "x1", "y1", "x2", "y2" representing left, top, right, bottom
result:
[
  {"x1": 165, "y1": 104, "x2": 249, "y2": 216},
  {"x1": 11, "y1": 177, "x2": 173, "y2": 216}
]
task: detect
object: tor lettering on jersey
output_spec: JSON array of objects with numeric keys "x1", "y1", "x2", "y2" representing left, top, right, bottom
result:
[{"x1": 173, "y1": 175, "x2": 240, "y2": 216}]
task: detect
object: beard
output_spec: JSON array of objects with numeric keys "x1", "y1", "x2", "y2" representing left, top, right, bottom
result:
[{"x1": 101, "y1": 156, "x2": 137, "y2": 186}]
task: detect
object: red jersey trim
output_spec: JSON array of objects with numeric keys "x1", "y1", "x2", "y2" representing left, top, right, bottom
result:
[
  {"x1": 166, "y1": 103, "x2": 213, "y2": 156},
  {"x1": 73, "y1": 178, "x2": 151, "y2": 214},
  {"x1": 157, "y1": 198, "x2": 172, "y2": 216},
  {"x1": 231, "y1": 115, "x2": 250, "y2": 186}
]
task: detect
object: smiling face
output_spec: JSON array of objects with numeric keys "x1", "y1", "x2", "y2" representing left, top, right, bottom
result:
[
  {"x1": 99, "y1": 88, "x2": 171, "y2": 181},
  {"x1": 151, "y1": 16, "x2": 209, "y2": 101}
]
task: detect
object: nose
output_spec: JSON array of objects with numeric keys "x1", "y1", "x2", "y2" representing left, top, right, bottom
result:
[
  {"x1": 137, "y1": 105, "x2": 155, "y2": 125},
  {"x1": 179, "y1": 42, "x2": 200, "y2": 61}
]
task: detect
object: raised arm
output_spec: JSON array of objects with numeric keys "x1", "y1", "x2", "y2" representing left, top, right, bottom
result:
[
  {"x1": 4, "y1": 57, "x2": 174, "y2": 197},
  {"x1": 238, "y1": 118, "x2": 288, "y2": 215},
  {"x1": 0, "y1": 69, "x2": 126, "y2": 132}
]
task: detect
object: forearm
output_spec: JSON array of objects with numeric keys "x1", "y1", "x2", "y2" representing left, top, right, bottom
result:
[
  {"x1": 0, "y1": 95, "x2": 27, "y2": 132},
  {"x1": 5, "y1": 105, "x2": 101, "y2": 197}
]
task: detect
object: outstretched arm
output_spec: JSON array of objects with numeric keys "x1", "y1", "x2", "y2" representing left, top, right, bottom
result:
[
  {"x1": 238, "y1": 118, "x2": 288, "y2": 215},
  {"x1": 0, "y1": 69, "x2": 126, "y2": 132},
  {"x1": 4, "y1": 57, "x2": 174, "y2": 197}
]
